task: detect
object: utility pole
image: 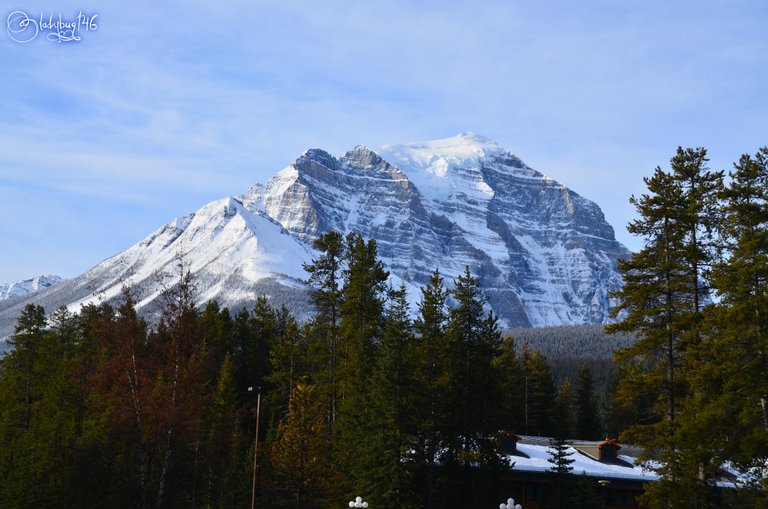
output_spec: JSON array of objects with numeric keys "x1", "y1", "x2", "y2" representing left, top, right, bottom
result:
[{"x1": 249, "y1": 386, "x2": 262, "y2": 509}]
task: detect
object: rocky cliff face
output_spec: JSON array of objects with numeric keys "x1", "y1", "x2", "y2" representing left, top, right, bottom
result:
[
  {"x1": 0, "y1": 133, "x2": 629, "y2": 337},
  {"x1": 240, "y1": 132, "x2": 628, "y2": 327}
]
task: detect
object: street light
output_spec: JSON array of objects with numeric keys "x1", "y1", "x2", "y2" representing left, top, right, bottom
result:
[
  {"x1": 349, "y1": 496, "x2": 368, "y2": 508},
  {"x1": 248, "y1": 386, "x2": 262, "y2": 509},
  {"x1": 597, "y1": 479, "x2": 611, "y2": 509},
  {"x1": 499, "y1": 497, "x2": 522, "y2": 509}
]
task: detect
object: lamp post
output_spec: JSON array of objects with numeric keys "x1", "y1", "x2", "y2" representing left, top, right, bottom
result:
[
  {"x1": 499, "y1": 497, "x2": 522, "y2": 509},
  {"x1": 349, "y1": 496, "x2": 368, "y2": 508},
  {"x1": 249, "y1": 386, "x2": 262, "y2": 509},
  {"x1": 597, "y1": 479, "x2": 611, "y2": 508}
]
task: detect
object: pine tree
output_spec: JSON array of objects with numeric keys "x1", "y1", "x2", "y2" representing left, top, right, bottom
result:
[
  {"x1": 547, "y1": 436, "x2": 575, "y2": 475},
  {"x1": 364, "y1": 284, "x2": 417, "y2": 509},
  {"x1": 412, "y1": 269, "x2": 450, "y2": 509},
  {"x1": 691, "y1": 148, "x2": 768, "y2": 476},
  {"x1": 555, "y1": 378, "x2": 575, "y2": 439},
  {"x1": 493, "y1": 336, "x2": 525, "y2": 435},
  {"x1": 271, "y1": 383, "x2": 336, "y2": 509},
  {"x1": 521, "y1": 346, "x2": 557, "y2": 436},
  {"x1": 443, "y1": 267, "x2": 495, "y2": 464},
  {"x1": 199, "y1": 300, "x2": 235, "y2": 368},
  {"x1": 0, "y1": 304, "x2": 82, "y2": 507},
  {"x1": 440, "y1": 268, "x2": 503, "y2": 507},
  {"x1": 544, "y1": 436, "x2": 575, "y2": 509},
  {"x1": 267, "y1": 309, "x2": 308, "y2": 425},
  {"x1": 205, "y1": 354, "x2": 247, "y2": 509},
  {"x1": 232, "y1": 297, "x2": 276, "y2": 400},
  {"x1": 302, "y1": 231, "x2": 345, "y2": 427},
  {"x1": 335, "y1": 233, "x2": 388, "y2": 495},
  {"x1": 607, "y1": 148, "x2": 723, "y2": 507},
  {"x1": 574, "y1": 365, "x2": 601, "y2": 440}
]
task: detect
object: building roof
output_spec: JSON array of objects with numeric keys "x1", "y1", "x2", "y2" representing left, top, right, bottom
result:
[
  {"x1": 505, "y1": 437, "x2": 659, "y2": 483},
  {"x1": 506, "y1": 436, "x2": 749, "y2": 488}
]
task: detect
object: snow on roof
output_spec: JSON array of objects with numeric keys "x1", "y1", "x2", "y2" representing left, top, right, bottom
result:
[
  {"x1": 505, "y1": 440, "x2": 659, "y2": 482},
  {"x1": 507, "y1": 437, "x2": 750, "y2": 489}
]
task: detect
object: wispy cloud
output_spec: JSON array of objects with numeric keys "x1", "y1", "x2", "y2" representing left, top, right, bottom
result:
[{"x1": 1, "y1": 0, "x2": 766, "y2": 279}]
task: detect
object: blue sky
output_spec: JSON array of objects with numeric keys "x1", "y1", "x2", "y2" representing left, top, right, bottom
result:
[{"x1": 1, "y1": 0, "x2": 767, "y2": 282}]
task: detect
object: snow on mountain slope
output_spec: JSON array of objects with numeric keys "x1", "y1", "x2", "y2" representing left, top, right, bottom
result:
[
  {"x1": 238, "y1": 133, "x2": 629, "y2": 327},
  {"x1": 60, "y1": 196, "x2": 315, "y2": 321},
  {"x1": 0, "y1": 133, "x2": 630, "y2": 336},
  {"x1": 0, "y1": 275, "x2": 64, "y2": 301}
]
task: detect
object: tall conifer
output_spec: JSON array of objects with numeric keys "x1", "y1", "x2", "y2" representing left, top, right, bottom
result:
[{"x1": 608, "y1": 148, "x2": 723, "y2": 507}]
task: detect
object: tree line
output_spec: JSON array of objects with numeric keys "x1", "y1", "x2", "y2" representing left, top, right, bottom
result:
[
  {"x1": 0, "y1": 232, "x2": 604, "y2": 509},
  {"x1": 4, "y1": 145, "x2": 767, "y2": 508},
  {"x1": 607, "y1": 146, "x2": 768, "y2": 507}
]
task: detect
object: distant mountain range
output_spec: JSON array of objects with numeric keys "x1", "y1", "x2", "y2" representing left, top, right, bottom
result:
[
  {"x1": 0, "y1": 275, "x2": 64, "y2": 301},
  {"x1": 0, "y1": 133, "x2": 629, "y2": 339}
]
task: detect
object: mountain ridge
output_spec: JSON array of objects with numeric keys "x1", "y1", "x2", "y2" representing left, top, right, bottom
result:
[
  {"x1": 0, "y1": 133, "x2": 630, "y2": 339},
  {"x1": 0, "y1": 275, "x2": 64, "y2": 302}
]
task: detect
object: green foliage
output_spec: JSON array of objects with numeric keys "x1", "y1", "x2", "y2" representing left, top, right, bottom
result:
[
  {"x1": 574, "y1": 365, "x2": 601, "y2": 440},
  {"x1": 493, "y1": 336, "x2": 525, "y2": 435},
  {"x1": 9, "y1": 185, "x2": 768, "y2": 509},
  {"x1": 334, "y1": 233, "x2": 389, "y2": 494},
  {"x1": 270, "y1": 383, "x2": 336, "y2": 509},
  {"x1": 363, "y1": 284, "x2": 418, "y2": 509},
  {"x1": 547, "y1": 436, "x2": 574, "y2": 476},
  {"x1": 302, "y1": 230, "x2": 345, "y2": 429},
  {"x1": 411, "y1": 268, "x2": 450, "y2": 508},
  {"x1": 607, "y1": 146, "x2": 768, "y2": 507},
  {"x1": 521, "y1": 345, "x2": 557, "y2": 436}
]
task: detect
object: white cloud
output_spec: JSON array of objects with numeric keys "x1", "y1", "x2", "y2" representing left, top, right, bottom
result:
[{"x1": 1, "y1": 0, "x2": 766, "y2": 280}]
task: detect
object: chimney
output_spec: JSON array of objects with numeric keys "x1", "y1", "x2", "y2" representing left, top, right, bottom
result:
[
  {"x1": 598, "y1": 438, "x2": 621, "y2": 463},
  {"x1": 499, "y1": 433, "x2": 522, "y2": 455}
]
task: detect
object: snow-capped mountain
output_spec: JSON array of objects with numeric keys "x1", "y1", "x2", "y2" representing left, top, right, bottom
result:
[
  {"x1": 0, "y1": 275, "x2": 64, "y2": 301},
  {"x1": 0, "y1": 133, "x2": 630, "y2": 336}
]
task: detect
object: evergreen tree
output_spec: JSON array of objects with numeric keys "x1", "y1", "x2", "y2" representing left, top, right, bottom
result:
[
  {"x1": 232, "y1": 297, "x2": 276, "y2": 401},
  {"x1": 443, "y1": 267, "x2": 502, "y2": 463},
  {"x1": 493, "y1": 336, "x2": 525, "y2": 435},
  {"x1": 412, "y1": 269, "x2": 450, "y2": 509},
  {"x1": 690, "y1": 148, "x2": 768, "y2": 478},
  {"x1": 607, "y1": 148, "x2": 723, "y2": 507},
  {"x1": 547, "y1": 436, "x2": 575, "y2": 476},
  {"x1": 0, "y1": 304, "x2": 83, "y2": 507},
  {"x1": 204, "y1": 354, "x2": 247, "y2": 509},
  {"x1": 199, "y1": 300, "x2": 235, "y2": 367},
  {"x1": 439, "y1": 268, "x2": 503, "y2": 507},
  {"x1": 555, "y1": 378, "x2": 575, "y2": 439},
  {"x1": 574, "y1": 365, "x2": 601, "y2": 440},
  {"x1": 271, "y1": 383, "x2": 336, "y2": 509},
  {"x1": 521, "y1": 345, "x2": 557, "y2": 436},
  {"x1": 267, "y1": 309, "x2": 308, "y2": 425},
  {"x1": 302, "y1": 231, "x2": 345, "y2": 426},
  {"x1": 364, "y1": 284, "x2": 417, "y2": 509},
  {"x1": 544, "y1": 436, "x2": 575, "y2": 509},
  {"x1": 335, "y1": 233, "x2": 388, "y2": 494}
]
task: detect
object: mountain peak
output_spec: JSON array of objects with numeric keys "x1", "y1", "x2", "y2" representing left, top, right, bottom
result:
[
  {"x1": 378, "y1": 132, "x2": 507, "y2": 177},
  {"x1": 342, "y1": 145, "x2": 383, "y2": 169},
  {"x1": 0, "y1": 134, "x2": 629, "y2": 339}
]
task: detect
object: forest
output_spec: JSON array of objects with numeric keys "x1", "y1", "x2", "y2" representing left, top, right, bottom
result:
[
  {"x1": 0, "y1": 232, "x2": 607, "y2": 509},
  {"x1": 0, "y1": 146, "x2": 767, "y2": 508}
]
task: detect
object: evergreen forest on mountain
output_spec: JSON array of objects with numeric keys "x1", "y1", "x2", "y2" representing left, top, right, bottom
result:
[{"x1": 1, "y1": 147, "x2": 767, "y2": 508}]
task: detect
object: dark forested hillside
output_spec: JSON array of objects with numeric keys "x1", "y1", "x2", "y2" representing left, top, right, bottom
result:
[
  {"x1": 507, "y1": 324, "x2": 637, "y2": 432},
  {"x1": 507, "y1": 324, "x2": 635, "y2": 361}
]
